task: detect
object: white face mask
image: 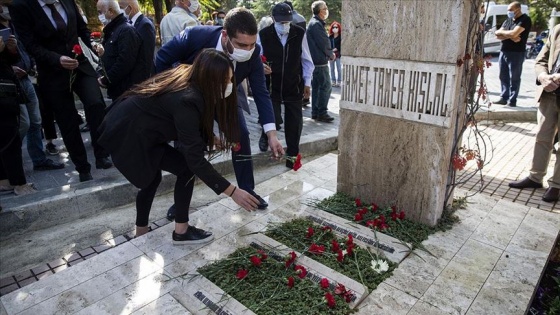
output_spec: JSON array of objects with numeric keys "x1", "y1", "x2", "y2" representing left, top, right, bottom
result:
[
  {"x1": 223, "y1": 83, "x2": 233, "y2": 98},
  {"x1": 274, "y1": 22, "x2": 290, "y2": 35},
  {"x1": 332, "y1": 27, "x2": 339, "y2": 34},
  {"x1": 188, "y1": 0, "x2": 199, "y2": 13},
  {"x1": 227, "y1": 37, "x2": 255, "y2": 63},
  {"x1": 0, "y1": 6, "x2": 10, "y2": 21},
  {"x1": 98, "y1": 13, "x2": 109, "y2": 25}
]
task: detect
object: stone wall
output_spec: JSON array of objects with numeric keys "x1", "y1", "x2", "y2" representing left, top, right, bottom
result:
[{"x1": 337, "y1": 0, "x2": 478, "y2": 225}]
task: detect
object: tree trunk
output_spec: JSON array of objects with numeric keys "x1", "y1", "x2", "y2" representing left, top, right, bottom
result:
[
  {"x1": 153, "y1": 0, "x2": 163, "y2": 24},
  {"x1": 165, "y1": 0, "x2": 173, "y2": 13}
]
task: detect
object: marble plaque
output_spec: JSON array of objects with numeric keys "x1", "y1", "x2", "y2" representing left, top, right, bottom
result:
[
  {"x1": 249, "y1": 234, "x2": 369, "y2": 309},
  {"x1": 340, "y1": 57, "x2": 457, "y2": 127},
  {"x1": 304, "y1": 209, "x2": 410, "y2": 263},
  {"x1": 171, "y1": 275, "x2": 256, "y2": 315}
]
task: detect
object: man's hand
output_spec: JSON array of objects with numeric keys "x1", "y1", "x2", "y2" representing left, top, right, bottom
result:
[
  {"x1": 6, "y1": 35, "x2": 17, "y2": 54},
  {"x1": 263, "y1": 64, "x2": 271, "y2": 75},
  {"x1": 12, "y1": 66, "x2": 27, "y2": 79},
  {"x1": 329, "y1": 53, "x2": 336, "y2": 61},
  {"x1": 539, "y1": 73, "x2": 559, "y2": 93},
  {"x1": 93, "y1": 43, "x2": 105, "y2": 57},
  {"x1": 303, "y1": 86, "x2": 311, "y2": 100},
  {"x1": 60, "y1": 56, "x2": 79, "y2": 70},
  {"x1": 511, "y1": 36, "x2": 521, "y2": 43},
  {"x1": 266, "y1": 130, "x2": 284, "y2": 159}
]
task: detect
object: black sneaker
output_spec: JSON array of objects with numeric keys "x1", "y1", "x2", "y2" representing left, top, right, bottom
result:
[
  {"x1": 494, "y1": 99, "x2": 507, "y2": 105},
  {"x1": 45, "y1": 143, "x2": 59, "y2": 155},
  {"x1": 172, "y1": 226, "x2": 214, "y2": 245},
  {"x1": 250, "y1": 191, "x2": 268, "y2": 210}
]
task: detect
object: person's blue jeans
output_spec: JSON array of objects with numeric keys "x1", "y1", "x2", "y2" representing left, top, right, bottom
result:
[
  {"x1": 329, "y1": 57, "x2": 342, "y2": 84},
  {"x1": 499, "y1": 51, "x2": 525, "y2": 105},
  {"x1": 18, "y1": 76, "x2": 48, "y2": 166},
  {"x1": 311, "y1": 65, "x2": 332, "y2": 117}
]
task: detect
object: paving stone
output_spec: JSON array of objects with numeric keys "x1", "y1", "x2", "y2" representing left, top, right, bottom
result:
[
  {"x1": 36, "y1": 271, "x2": 54, "y2": 281},
  {"x1": 131, "y1": 293, "x2": 192, "y2": 315},
  {"x1": 31, "y1": 264, "x2": 50, "y2": 276},
  {"x1": 0, "y1": 284, "x2": 18, "y2": 297},
  {"x1": 68, "y1": 258, "x2": 85, "y2": 267},
  {"x1": 0, "y1": 277, "x2": 15, "y2": 288},
  {"x1": 17, "y1": 277, "x2": 37, "y2": 288},
  {"x1": 78, "y1": 248, "x2": 95, "y2": 257},
  {"x1": 64, "y1": 252, "x2": 82, "y2": 263},
  {"x1": 53, "y1": 265, "x2": 68, "y2": 273},
  {"x1": 83, "y1": 253, "x2": 98, "y2": 260},
  {"x1": 47, "y1": 258, "x2": 66, "y2": 269},
  {"x1": 356, "y1": 282, "x2": 418, "y2": 315},
  {"x1": 108, "y1": 235, "x2": 128, "y2": 246},
  {"x1": 154, "y1": 218, "x2": 171, "y2": 227},
  {"x1": 93, "y1": 244, "x2": 113, "y2": 253},
  {"x1": 14, "y1": 270, "x2": 33, "y2": 282}
]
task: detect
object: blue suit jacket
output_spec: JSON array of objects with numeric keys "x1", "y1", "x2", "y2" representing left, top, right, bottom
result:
[
  {"x1": 133, "y1": 14, "x2": 156, "y2": 77},
  {"x1": 155, "y1": 26, "x2": 275, "y2": 126}
]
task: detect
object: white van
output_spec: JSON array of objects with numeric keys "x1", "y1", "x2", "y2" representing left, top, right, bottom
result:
[{"x1": 483, "y1": 1, "x2": 529, "y2": 54}]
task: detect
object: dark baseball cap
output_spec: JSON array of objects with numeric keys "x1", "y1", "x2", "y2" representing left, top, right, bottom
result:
[{"x1": 272, "y1": 3, "x2": 292, "y2": 23}]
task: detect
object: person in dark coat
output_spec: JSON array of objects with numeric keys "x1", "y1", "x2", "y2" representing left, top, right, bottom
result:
[
  {"x1": 0, "y1": 33, "x2": 36, "y2": 196},
  {"x1": 96, "y1": 0, "x2": 145, "y2": 100},
  {"x1": 118, "y1": 0, "x2": 156, "y2": 78},
  {"x1": 98, "y1": 49, "x2": 259, "y2": 243},
  {"x1": 11, "y1": 0, "x2": 113, "y2": 182}
]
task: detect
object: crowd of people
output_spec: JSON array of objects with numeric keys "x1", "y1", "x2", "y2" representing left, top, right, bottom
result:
[{"x1": 0, "y1": 0, "x2": 342, "y2": 243}]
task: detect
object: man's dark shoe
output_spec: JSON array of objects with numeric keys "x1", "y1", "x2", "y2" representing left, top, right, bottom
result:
[
  {"x1": 302, "y1": 98, "x2": 310, "y2": 106},
  {"x1": 316, "y1": 114, "x2": 334, "y2": 122},
  {"x1": 172, "y1": 226, "x2": 214, "y2": 245},
  {"x1": 312, "y1": 115, "x2": 317, "y2": 119},
  {"x1": 509, "y1": 177, "x2": 543, "y2": 189},
  {"x1": 45, "y1": 143, "x2": 59, "y2": 155},
  {"x1": 95, "y1": 157, "x2": 113, "y2": 169},
  {"x1": 259, "y1": 132, "x2": 268, "y2": 152},
  {"x1": 542, "y1": 187, "x2": 560, "y2": 203},
  {"x1": 250, "y1": 191, "x2": 268, "y2": 210},
  {"x1": 507, "y1": 102, "x2": 517, "y2": 107},
  {"x1": 167, "y1": 204, "x2": 176, "y2": 221},
  {"x1": 79, "y1": 172, "x2": 93, "y2": 182},
  {"x1": 33, "y1": 159, "x2": 65, "y2": 171},
  {"x1": 494, "y1": 99, "x2": 508, "y2": 105},
  {"x1": 286, "y1": 158, "x2": 294, "y2": 169}
]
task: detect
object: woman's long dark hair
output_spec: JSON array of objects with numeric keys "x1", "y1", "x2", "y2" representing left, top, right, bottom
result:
[{"x1": 122, "y1": 49, "x2": 239, "y2": 151}]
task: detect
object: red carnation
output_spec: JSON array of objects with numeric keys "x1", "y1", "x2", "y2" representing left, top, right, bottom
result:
[
  {"x1": 306, "y1": 226, "x2": 314, "y2": 238},
  {"x1": 347, "y1": 243, "x2": 354, "y2": 255},
  {"x1": 334, "y1": 283, "x2": 347, "y2": 295},
  {"x1": 355, "y1": 198, "x2": 362, "y2": 207},
  {"x1": 309, "y1": 243, "x2": 325, "y2": 255},
  {"x1": 90, "y1": 32, "x2": 102, "y2": 38},
  {"x1": 231, "y1": 142, "x2": 241, "y2": 152},
  {"x1": 321, "y1": 226, "x2": 332, "y2": 232},
  {"x1": 391, "y1": 205, "x2": 397, "y2": 213},
  {"x1": 72, "y1": 44, "x2": 83, "y2": 56},
  {"x1": 292, "y1": 154, "x2": 303, "y2": 171},
  {"x1": 285, "y1": 251, "x2": 297, "y2": 268},
  {"x1": 346, "y1": 234, "x2": 354, "y2": 246},
  {"x1": 325, "y1": 292, "x2": 336, "y2": 308},
  {"x1": 250, "y1": 255, "x2": 262, "y2": 267},
  {"x1": 358, "y1": 207, "x2": 368, "y2": 215},
  {"x1": 258, "y1": 249, "x2": 268, "y2": 260},
  {"x1": 294, "y1": 265, "x2": 307, "y2": 279},
  {"x1": 336, "y1": 249, "x2": 344, "y2": 262},
  {"x1": 320, "y1": 278, "x2": 329, "y2": 289},
  {"x1": 287, "y1": 276, "x2": 295, "y2": 288},
  {"x1": 354, "y1": 213, "x2": 363, "y2": 221},
  {"x1": 366, "y1": 220, "x2": 375, "y2": 227},
  {"x1": 261, "y1": 55, "x2": 267, "y2": 63},
  {"x1": 391, "y1": 212, "x2": 398, "y2": 221},
  {"x1": 371, "y1": 203, "x2": 378, "y2": 212},
  {"x1": 379, "y1": 214, "x2": 386, "y2": 223},
  {"x1": 331, "y1": 239, "x2": 340, "y2": 252},
  {"x1": 236, "y1": 269, "x2": 248, "y2": 280},
  {"x1": 399, "y1": 211, "x2": 405, "y2": 220}
]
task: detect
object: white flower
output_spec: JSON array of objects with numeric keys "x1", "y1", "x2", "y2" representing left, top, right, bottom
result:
[
  {"x1": 370, "y1": 259, "x2": 389, "y2": 274},
  {"x1": 342, "y1": 249, "x2": 348, "y2": 256}
]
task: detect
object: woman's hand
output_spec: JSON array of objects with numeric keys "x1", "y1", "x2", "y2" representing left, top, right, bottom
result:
[
  {"x1": 230, "y1": 187, "x2": 259, "y2": 211},
  {"x1": 213, "y1": 135, "x2": 223, "y2": 150}
]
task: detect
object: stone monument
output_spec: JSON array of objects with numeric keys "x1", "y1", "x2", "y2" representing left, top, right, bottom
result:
[{"x1": 337, "y1": 0, "x2": 480, "y2": 225}]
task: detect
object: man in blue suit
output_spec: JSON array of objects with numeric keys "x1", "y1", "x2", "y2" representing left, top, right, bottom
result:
[
  {"x1": 118, "y1": 0, "x2": 155, "y2": 77},
  {"x1": 156, "y1": 7, "x2": 284, "y2": 217}
]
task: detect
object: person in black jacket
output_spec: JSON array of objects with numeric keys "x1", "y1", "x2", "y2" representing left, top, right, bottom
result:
[
  {"x1": 328, "y1": 21, "x2": 341, "y2": 87},
  {"x1": 259, "y1": 3, "x2": 313, "y2": 168},
  {"x1": 98, "y1": 49, "x2": 259, "y2": 242},
  {"x1": 118, "y1": 0, "x2": 156, "y2": 78},
  {"x1": 96, "y1": 0, "x2": 145, "y2": 100},
  {"x1": 0, "y1": 33, "x2": 36, "y2": 196},
  {"x1": 11, "y1": 0, "x2": 113, "y2": 182}
]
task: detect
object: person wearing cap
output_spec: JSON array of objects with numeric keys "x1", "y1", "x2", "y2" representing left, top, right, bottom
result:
[
  {"x1": 283, "y1": 0, "x2": 305, "y2": 29},
  {"x1": 307, "y1": 0, "x2": 335, "y2": 122},
  {"x1": 160, "y1": 0, "x2": 199, "y2": 45},
  {"x1": 258, "y1": 2, "x2": 313, "y2": 168}
]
